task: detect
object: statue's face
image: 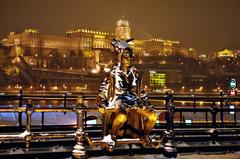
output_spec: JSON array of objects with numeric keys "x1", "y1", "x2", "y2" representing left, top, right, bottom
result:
[{"x1": 121, "y1": 50, "x2": 132, "y2": 67}]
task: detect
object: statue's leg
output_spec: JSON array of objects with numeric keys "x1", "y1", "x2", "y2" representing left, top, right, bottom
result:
[
  {"x1": 111, "y1": 111, "x2": 128, "y2": 139},
  {"x1": 101, "y1": 110, "x2": 127, "y2": 152},
  {"x1": 102, "y1": 111, "x2": 113, "y2": 137},
  {"x1": 134, "y1": 108, "x2": 158, "y2": 135},
  {"x1": 143, "y1": 110, "x2": 158, "y2": 135}
]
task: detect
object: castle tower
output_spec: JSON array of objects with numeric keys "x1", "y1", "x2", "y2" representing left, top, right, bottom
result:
[{"x1": 114, "y1": 16, "x2": 131, "y2": 40}]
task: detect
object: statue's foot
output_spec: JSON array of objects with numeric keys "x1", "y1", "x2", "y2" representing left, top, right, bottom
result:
[
  {"x1": 140, "y1": 135, "x2": 161, "y2": 148},
  {"x1": 139, "y1": 135, "x2": 152, "y2": 147},
  {"x1": 102, "y1": 134, "x2": 115, "y2": 152},
  {"x1": 151, "y1": 138, "x2": 161, "y2": 149},
  {"x1": 149, "y1": 134, "x2": 162, "y2": 148}
]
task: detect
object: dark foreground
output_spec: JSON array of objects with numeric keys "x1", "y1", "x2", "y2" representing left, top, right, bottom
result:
[{"x1": 89, "y1": 152, "x2": 240, "y2": 159}]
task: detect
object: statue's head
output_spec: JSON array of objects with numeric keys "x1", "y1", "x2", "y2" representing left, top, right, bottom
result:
[{"x1": 111, "y1": 38, "x2": 134, "y2": 67}]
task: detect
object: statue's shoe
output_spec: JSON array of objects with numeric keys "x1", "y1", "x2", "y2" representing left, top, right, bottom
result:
[
  {"x1": 101, "y1": 134, "x2": 115, "y2": 152},
  {"x1": 140, "y1": 135, "x2": 161, "y2": 148},
  {"x1": 139, "y1": 135, "x2": 152, "y2": 147}
]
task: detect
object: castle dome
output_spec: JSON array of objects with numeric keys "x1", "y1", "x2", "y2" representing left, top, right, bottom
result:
[
  {"x1": 116, "y1": 16, "x2": 129, "y2": 27},
  {"x1": 115, "y1": 16, "x2": 131, "y2": 40}
]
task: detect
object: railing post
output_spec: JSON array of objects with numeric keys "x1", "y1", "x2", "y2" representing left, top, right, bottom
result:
[
  {"x1": 18, "y1": 89, "x2": 23, "y2": 129},
  {"x1": 180, "y1": 111, "x2": 183, "y2": 125},
  {"x1": 210, "y1": 101, "x2": 218, "y2": 144},
  {"x1": 234, "y1": 107, "x2": 237, "y2": 125},
  {"x1": 205, "y1": 111, "x2": 208, "y2": 123},
  {"x1": 193, "y1": 95, "x2": 196, "y2": 114},
  {"x1": 41, "y1": 112, "x2": 45, "y2": 128},
  {"x1": 220, "y1": 92, "x2": 223, "y2": 126},
  {"x1": 73, "y1": 94, "x2": 87, "y2": 159},
  {"x1": 165, "y1": 92, "x2": 169, "y2": 107},
  {"x1": 211, "y1": 101, "x2": 217, "y2": 129},
  {"x1": 165, "y1": 92, "x2": 169, "y2": 125},
  {"x1": 163, "y1": 94, "x2": 177, "y2": 158},
  {"x1": 25, "y1": 100, "x2": 33, "y2": 151},
  {"x1": 63, "y1": 93, "x2": 67, "y2": 115}
]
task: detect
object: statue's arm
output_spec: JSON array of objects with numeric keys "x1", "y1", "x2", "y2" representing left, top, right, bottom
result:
[
  {"x1": 140, "y1": 89, "x2": 152, "y2": 108},
  {"x1": 96, "y1": 72, "x2": 115, "y2": 108},
  {"x1": 136, "y1": 70, "x2": 152, "y2": 108},
  {"x1": 96, "y1": 74, "x2": 110, "y2": 108}
]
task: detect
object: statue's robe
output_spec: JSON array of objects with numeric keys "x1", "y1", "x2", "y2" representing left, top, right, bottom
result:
[{"x1": 97, "y1": 64, "x2": 145, "y2": 138}]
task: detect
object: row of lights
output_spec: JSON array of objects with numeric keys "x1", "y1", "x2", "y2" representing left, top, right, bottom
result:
[
  {"x1": 7, "y1": 84, "x2": 88, "y2": 90},
  {"x1": 153, "y1": 86, "x2": 224, "y2": 93},
  {"x1": 11, "y1": 57, "x2": 21, "y2": 64},
  {"x1": 28, "y1": 62, "x2": 74, "y2": 70},
  {"x1": 66, "y1": 29, "x2": 114, "y2": 36},
  {"x1": 7, "y1": 84, "x2": 227, "y2": 93},
  {"x1": 48, "y1": 54, "x2": 67, "y2": 58},
  {"x1": 24, "y1": 29, "x2": 39, "y2": 34},
  {"x1": 180, "y1": 101, "x2": 205, "y2": 105},
  {"x1": 9, "y1": 29, "x2": 39, "y2": 35},
  {"x1": 148, "y1": 38, "x2": 180, "y2": 44}
]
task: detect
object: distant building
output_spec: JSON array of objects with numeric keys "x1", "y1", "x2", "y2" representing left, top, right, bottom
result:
[
  {"x1": 177, "y1": 47, "x2": 197, "y2": 58},
  {"x1": 0, "y1": 17, "x2": 197, "y2": 89},
  {"x1": 215, "y1": 49, "x2": 236, "y2": 58},
  {"x1": 144, "y1": 38, "x2": 181, "y2": 56},
  {"x1": 147, "y1": 69, "x2": 183, "y2": 92},
  {"x1": 1, "y1": 17, "x2": 186, "y2": 70}
]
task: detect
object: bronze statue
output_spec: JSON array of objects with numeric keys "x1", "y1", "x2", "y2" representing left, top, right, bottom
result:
[{"x1": 96, "y1": 38, "x2": 158, "y2": 151}]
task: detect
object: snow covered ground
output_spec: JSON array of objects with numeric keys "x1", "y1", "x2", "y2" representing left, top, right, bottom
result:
[{"x1": 89, "y1": 152, "x2": 240, "y2": 159}]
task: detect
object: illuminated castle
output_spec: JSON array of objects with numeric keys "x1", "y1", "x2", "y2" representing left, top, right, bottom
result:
[{"x1": 1, "y1": 17, "x2": 183, "y2": 72}]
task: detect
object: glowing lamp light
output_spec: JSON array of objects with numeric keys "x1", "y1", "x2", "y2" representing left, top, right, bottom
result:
[
  {"x1": 91, "y1": 69, "x2": 98, "y2": 74},
  {"x1": 103, "y1": 67, "x2": 110, "y2": 72},
  {"x1": 52, "y1": 86, "x2": 58, "y2": 90},
  {"x1": 15, "y1": 57, "x2": 20, "y2": 63},
  {"x1": 86, "y1": 120, "x2": 97, "y2": 125},
  {"x1": 230, "y1": 105, "x2": 235, "y2": 115}
]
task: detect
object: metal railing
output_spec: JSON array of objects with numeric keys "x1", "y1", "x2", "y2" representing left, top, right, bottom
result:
[
  {"x1": 0, "y1": 92, "x2": 88, "y2": 158},
  {"x1": 0, "y1": 90, "x2": 240, "y2": 158}
]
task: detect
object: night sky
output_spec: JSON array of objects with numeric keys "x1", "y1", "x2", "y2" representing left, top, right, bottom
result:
[{"x1": 1, "y1": 0, "x2": 240, "y2": 53}]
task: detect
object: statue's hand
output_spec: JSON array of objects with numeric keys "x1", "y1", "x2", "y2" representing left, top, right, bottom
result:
[
  {"x1": 143, "y1": 104, "x2": 154, "y2": 111},
  {"x1": 98, "y1": 103, "x2": 107, "y2": 114},
  {"x1": 98, "y1": 107, "x2": 105, "y2": 114},
  {"x1": 148, "y1": 104, "x2": 155, "y2": 110}
]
